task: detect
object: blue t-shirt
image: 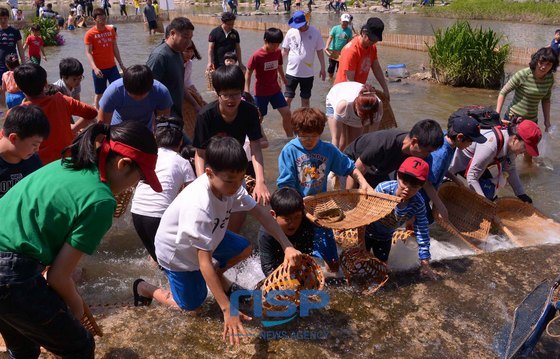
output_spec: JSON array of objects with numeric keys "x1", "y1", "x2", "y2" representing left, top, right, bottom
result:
[
  {"x1": 551, "y1": 39, "x2": 559, "y2": 55},
  {"x1": 99, "y1": 78, "x2": 173, "y2": 129},
  {"x1": 425, "y1": 134, "x2": 455, "y2": 189},
  {"x1": 277, "y1": 138, "x2": 355, "y2": 197}
]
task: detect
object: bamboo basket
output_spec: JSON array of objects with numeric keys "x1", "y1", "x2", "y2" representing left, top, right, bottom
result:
[
  {"x1": 494, "y1": 197, "x2": 560, "y2": 247},
  {"x1": 304, "y1": 190, "x2": 401, "y2": 230},
  {"x1": 181, "y1": 88, "x2": 207, "y2": 140},
  {"x1": 340, "y1": 247, "x2": 389, "y2": 295},
  {"x1": 205, "y1": 67, "x2": 215, "y2": 92},
  {"x1": 363, "y1": 90, "x2": 398, "y2": 132},
  {"x1": 333, "y1": 226, "x2": 365, "y2": 250},
  {"x1": 391, "y1": 228, "x2": 414, "y2": 244},
  {"x1": 113, "y1": 187, "x2": 134, "y2": 218},
  {"x1": 81, "y1": 301, "x2": 103, "y2": 337},
  {"x1": 435, "y1": 182, "x2": 496, "y2": 243},
  {"x1": 261, "y1": 254, "x2": 324, "y2": 312},
  {"x1": 244, "y1": 175, "x2": 256, "y2": 196}
]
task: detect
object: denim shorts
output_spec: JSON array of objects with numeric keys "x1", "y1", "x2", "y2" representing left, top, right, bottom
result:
[
  {"x1": 164, "y1": 230, "x2": 250, "y2": 311},
  {"x1": 92, "y1": 65, "x2": 121, "y2": 94},
  {"x1": 0, "y1": 252, "x2": 94, "y2": 358},
  {"x1": 255, "y1": 91, "x2": 288, "y2": 117},
  {"x1": 325, "y1": 101, "x2": 334, "y2": 117}
]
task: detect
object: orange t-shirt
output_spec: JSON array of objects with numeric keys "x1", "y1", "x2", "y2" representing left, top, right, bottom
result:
[
  {"x1": 23, "y1": 93, "x2": 98, "y2": 164},
  {"x1": 2, "y1": 71, "x2": 20, "y2": 93},
  {"x1": 334, "y1": 37, "x2": 378, "y2": 85},
  {"x1": 84, "y1": 26, "x2": 117, "y2": 70}
]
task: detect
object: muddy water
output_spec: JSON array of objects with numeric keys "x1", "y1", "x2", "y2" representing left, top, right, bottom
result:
[{"x1": 5, "y1": 15, "x2": 560, "y2": 358}]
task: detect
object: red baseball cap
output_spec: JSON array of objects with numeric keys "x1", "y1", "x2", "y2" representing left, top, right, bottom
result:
[
  {"x1": 516, "y1": 120, "x2": 542, "y2": 157},
  {"x1": 398, "y1": 157, "x2": 430, "y2": 182},
  {"x1": 98, "y1": 139, "x2": 162, "y2": 193}
]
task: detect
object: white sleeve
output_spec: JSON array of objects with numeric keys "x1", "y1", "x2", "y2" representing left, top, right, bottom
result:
[
  {"x1": 231, "y1": 185, "x2": 257, "y2": 213},
  {"x1": 182, "y1": 160, "x2": 196, "y2": 184}
]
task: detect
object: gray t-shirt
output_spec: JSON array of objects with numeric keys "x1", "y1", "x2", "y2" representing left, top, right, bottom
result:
[
  {"x1": 143, "y1": 5, "x2": 157, "y2": 22},
  {"x1": 146, "y1": 42, "x2": 184, "y2": 119}
]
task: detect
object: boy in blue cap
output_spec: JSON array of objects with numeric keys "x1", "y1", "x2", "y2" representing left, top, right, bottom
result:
[{"x1": 421, "y1": 113, "x2": 487, "y2": 222}]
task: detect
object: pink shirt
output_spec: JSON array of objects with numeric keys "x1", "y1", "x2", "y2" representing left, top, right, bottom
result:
[{"x1": 2, "y1": 71, "x2": 20, "y2": 93}]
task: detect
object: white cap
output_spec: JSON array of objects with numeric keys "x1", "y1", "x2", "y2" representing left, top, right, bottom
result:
[{"x1": 341, "y1": 14, "x2": 351, "y2": 22}]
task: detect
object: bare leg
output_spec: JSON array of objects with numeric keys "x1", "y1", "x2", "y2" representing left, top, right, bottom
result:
[
  {"x1": 344, "y1": 125, "x2": 364, "y2": 150},
  {"x1": 137, "y1": 280, "x2": 181, "y2": 309},
  {"x1": 301, "y1": 97, "x2": 310, "y2": 108},
  {"x1": 285, "y1": 96, "x2": 294, "y2": 109},
  {"x1": 94, "y1": 94, "x2": 102, "y2": 109},
  {"x1": 227, "y1": 211, "x2": 247, "y2": 234},
  {"x1": 277, "y1": 105, "x2": 293, "y2": 137},
  {"x1": 327, "y1": 116, "x2": 343, "y2": 149}
]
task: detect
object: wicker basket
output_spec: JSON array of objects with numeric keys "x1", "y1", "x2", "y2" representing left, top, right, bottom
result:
[
  {"x1": 363, "y1": 90, "x2": 397, "y2": 132},
  {"x1": 435, "y1": 182, "x2": 496, "y2": 243},
  {"x1": 113, "y1": 187, "x2": 134, "y2": 218},
  {"x1": 333, "y1": 226, "x2": 365, "y2": 250},
  {"x1": 340, "y1": 247, "x2": 389, "y2": 295},
  {"x1": 304, "y1": 190, "x2": 401, "y2": 230},
  {"x1": 261, "y1": 254, "x2": 324, "y2": 312},
  {"x1": 181, "y1": 88, "x2": 207, "y2": 141},
  {"x1": 81, "y1": 301, "x2": 103, "y2": 337},
  {"x1": 244, "y1": 175, "x2": 256, "y2": 197},
  {"x1": 391, "y1": 228, "x2": 414, "y2": 244},
  {"x1": 495, "y1": 197, "x2": 560, "y2": 247}
]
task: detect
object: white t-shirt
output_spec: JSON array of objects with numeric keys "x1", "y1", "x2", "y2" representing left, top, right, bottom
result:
[
  {"x1": 76, "y1": 4, "x2": 83, "y2": 16},
  {"x1": 131, "y1": 147, "x2": 195, "y2": 218},
  {"x1": 282, "y1": 25, "x2": 324, "y2": 78},
  {"x1": 155, "y1": 174, "x2": 257, "y2": 271},
  {"x1": 183, "y1": 59, "x2": 193, "y2": 89},
  {"x1": 325, "y1": 81, "x2": 383, "y2": 128}
]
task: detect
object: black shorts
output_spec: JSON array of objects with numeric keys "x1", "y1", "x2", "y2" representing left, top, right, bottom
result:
[
  {"x1": 148, "y1": 20, "x2": 157, "y2": 30},
  {"x1": 284, "y1": 74, "x2": 314, "y2": 99}
]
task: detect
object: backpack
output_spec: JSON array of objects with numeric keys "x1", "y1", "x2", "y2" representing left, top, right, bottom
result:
[{"x1": 448, "y1": 105, "x2": 502, "y2": 130}]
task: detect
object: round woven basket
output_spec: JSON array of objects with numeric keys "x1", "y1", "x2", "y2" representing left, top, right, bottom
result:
[
  {"x1": 261, "y1": 254, "x2": 324, "y2": 312},
  {"x1": 82, "y1": 300, "x2": 103, "y2": 337},
  {"x1": 363, "y1": 90, "x2": 398, "y2": 132},
  {"x1": 304, "y1": 190, "x2": 401, "y2": 230},
  {"x1": 333, "y1": 226, "x2": 365, "y2": 250},
  {"x1": 244, "y1": 175, "x2": 256, "y2": 197},
  {"x1": 391, "y1": 228, "x2": 414, "y2": 244},
  {"x1": 495, "y1": 197, "x2": 560, "y2": 246},
  {"x1": 340, "y1": 247, "x2": 388, "y2": 295},
  {"x1": 205, "y1": 67, "x2": 215, "y2": 92},
  {"x1": 113, "y1": 187, "x2": 134, "y2": 218},
  {"x1": 435, "y1": 182, "x2": 496, "y2": 242}
]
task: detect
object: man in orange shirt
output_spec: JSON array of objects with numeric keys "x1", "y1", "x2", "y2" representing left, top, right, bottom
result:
[
  {"x1": 334, "y1": 17, "x2": 390, "y2": 101},
  {"x1": 84, "y1": 7, "x2": 126, "y2": 108},
  {"x1": 14, "y1": 63, "x2": 97, "y2": 165}
]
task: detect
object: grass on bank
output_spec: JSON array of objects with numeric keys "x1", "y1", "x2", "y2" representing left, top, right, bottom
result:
[{"x1": 419, "y1": 0, "x2": 560, "y2": 25}]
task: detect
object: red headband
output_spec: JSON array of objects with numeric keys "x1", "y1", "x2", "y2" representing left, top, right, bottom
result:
[{"x1": 98, "y1": 138, "x2": 162, "y2": 192}]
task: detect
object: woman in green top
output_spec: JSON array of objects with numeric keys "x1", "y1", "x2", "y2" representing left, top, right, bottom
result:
[
  {"x1": 496, "y1": 47, "x2": 558, "y2": 133},
  {"x1": 0, "y1": 121, "x2": 161, "y2": 358}
]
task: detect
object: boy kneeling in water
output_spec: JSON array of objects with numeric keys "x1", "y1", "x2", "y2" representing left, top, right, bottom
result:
[
  {"x1": 367, "y1": 157, "x2": 438, "y2": 280},
  {"x1": 134, "y1": 136, "x2": 301, "y2": 345}
]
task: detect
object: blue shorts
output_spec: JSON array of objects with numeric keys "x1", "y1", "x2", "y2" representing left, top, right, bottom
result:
[
  {"x1": 164, "y1": 230, "x2": 251, "y2": 311},
  {"x1": 325, "y1": 102, "x2": 334, "y2": 117},
  {"x1": 254, "y1": 91, "x2": 288, "y2": 117},
  {"x1": 92, "y1": 66, "x2": 121, "y2": 95},
  {"x1": 311, "y1": 226, "x2": 339, "y2": 264}
]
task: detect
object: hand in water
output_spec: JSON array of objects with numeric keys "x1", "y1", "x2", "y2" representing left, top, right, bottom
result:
[
  {"x1": 419, "y1": 260, "x2": 439, "y2": 281},
  {"x1": 223, "y1": 310, "x2": 252, "y2": 345}
]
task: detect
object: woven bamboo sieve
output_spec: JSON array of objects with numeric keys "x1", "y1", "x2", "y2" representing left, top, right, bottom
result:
[
  {"x1": 261, "y1": 254, "x2": 324, "y2": 312},
  {"x1": 391, "y1": 228, "x2": 414, "y2": 244},
  {"x1": 333, "y1": 226, "x2": 365, "y2": 250},
  {"x1": 81, "y1": 301, "x2": 103, "y2": 337},
  {"x1": 113, "y1": 187, "x2": 134, "y2": 218},
  {"x1": 304, "y1": 190, "x2": 401, "y2": 230},
  {"x1": 495, "y1": 197, "x2": 560, "y2": 247},
  {"x1": 244, "y1": 175, "x2": 256, "y2": 197},
  {"x1": 205, "y1": 67, "x2": 215, "y2": 92},
  {"x1": 363, "y1": 90, "x2": 398, "y2": 132},
  {"x1": 340, "y1": 247, "x2": 389, "y2": 295},
  {"x1": 435, "y1": 182, "x2": 496, "y2": 242}
]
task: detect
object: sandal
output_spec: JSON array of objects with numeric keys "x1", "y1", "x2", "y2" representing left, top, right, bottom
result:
[{"x1": 133, "y1": 278, "x2": 153, "y2": 307}]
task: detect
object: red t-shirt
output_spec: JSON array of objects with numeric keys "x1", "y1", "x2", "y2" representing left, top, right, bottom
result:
[
  {"x1": 334, "y1": 37, "x2": 378, "y2": 85},
  {"x1": 247, "y1": 48, "x2": 283, "y2": 97},
  {"x1": 84, "y1": 26, "x2": 117, "y2": 70},
  {"x1": 25, "y1": 34, "x2": 43, "y2": 58},
  {"x1": 23, "y1": 93, "x2": 98, "y2": 164}
]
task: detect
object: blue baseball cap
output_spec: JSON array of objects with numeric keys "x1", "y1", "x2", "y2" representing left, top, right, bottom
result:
[{"x1": 288, "y1": 11, "x2": 307, "y2": 29}]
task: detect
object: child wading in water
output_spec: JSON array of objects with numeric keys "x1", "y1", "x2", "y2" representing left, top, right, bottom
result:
[
  {"x1": 131, "y1": 116, "x2": 196, "y2": 263},
  {"x1": 181, "y1": 42, "x2": 206, "y2": 141},
  {"x1": 0, "y1": 121, "x2": 161, "y2": 358},
  {"x1": 1, "y1": 54, "x2": 24, "y2": 108},
  {"x1": 134, "y1": 136, "x2": 301, "y2": 345},
  {"x1": 23, "y1": 24, "x2": 46, "y2": 65}
]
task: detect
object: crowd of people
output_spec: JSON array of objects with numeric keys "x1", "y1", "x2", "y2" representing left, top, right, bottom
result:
[{"x1": 0, "y1": 5, "x2": 556, "y2": 356}]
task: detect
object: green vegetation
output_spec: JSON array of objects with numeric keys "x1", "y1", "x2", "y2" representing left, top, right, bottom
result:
[
  {"x1": 419, "y1": 0, "x2": 560, "y2": 25},
  {"x1": 22, "y1": 17, "x2": 64, "y2": 46},
  {"x1": 427, "y1": 21, "x2": 510, "y2": 89}
]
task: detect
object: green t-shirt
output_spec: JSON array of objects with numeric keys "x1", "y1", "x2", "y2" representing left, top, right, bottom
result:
[
  {"x1": 329, "y1": 25, "x2": 353, "y2": 52},
  {"x1": 0, "y1": 160, "x2": 116, "y2": 265}
]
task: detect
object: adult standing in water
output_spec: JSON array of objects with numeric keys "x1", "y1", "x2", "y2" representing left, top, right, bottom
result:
[
  {"x1": 281, "y1": 10, "x2": 326, "y2": 109},
  {"x1": 147, "y1": 17, "x2": 194, "y2": 120},
  {"x1": 335, "y1": 17, "x2": 389, "y2": 101},
  {"x1": 325, "y1": 13, "x2": 353, "y2": 80},
  {"x1": 496, "y1": 47, "x2": 557, "y2": 134},
  {"x1": 0, "y1": 7, "x2": 24, "y2": 79},
  {"x1": 84, "y1": 7, "x2": 126, "y2": 109},
  {"x1": 207, "y1": 12, "x2": 244, "y2": 72}
]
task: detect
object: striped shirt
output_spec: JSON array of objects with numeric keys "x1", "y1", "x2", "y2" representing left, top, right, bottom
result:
[
  {"x1": 372, "y1": 180, "x2": 431, "y2": 260},
  {"x1": 499, "y1": 67, "x2": 554, "y2": 122}
]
